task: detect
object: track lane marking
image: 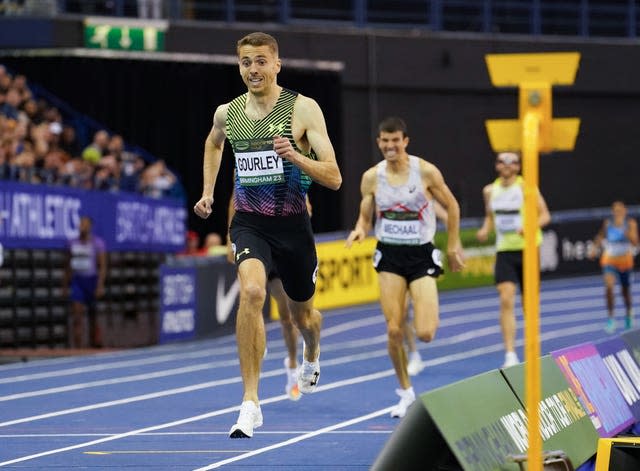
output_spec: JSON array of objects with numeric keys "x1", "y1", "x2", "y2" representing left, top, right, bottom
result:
[
  {"x1": 193, "y1": 407, "x2": 394, "y2": 470},
  {"x1": 0, "y1": 321, "x2": 606, "y2": 467}
]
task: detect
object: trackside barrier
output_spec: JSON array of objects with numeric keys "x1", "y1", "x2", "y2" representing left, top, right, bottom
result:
[
  {"x1": 0, "y1": 181, "x2": 186, "y2": 252},
  {"x1": 372, "y1": 330, "x2": 640, "y2": 470},
  {"x1": 595, "y1": 437, "x2": 640, "y2": 470},
  {"x1": 551, "y1": 343, "x2": 635, "y2": 437},
  {"x1": 271, "y1": 205, "x2": 640, "y2": 318},
  {"x1": 0, "y1": 181, "x2": 185, "y2": 349},
  {"x1": 158, "y1": 255, "x2": 270, "y2": 344}
]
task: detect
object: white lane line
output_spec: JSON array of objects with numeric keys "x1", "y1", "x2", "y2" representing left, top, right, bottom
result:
[
  {"x1": 0, "y1": 369, "x2": 394, "y2": 468},
  {"x1": 0, "y1": 348, "x2": 228, "y2": 385},
  {"x1": 193, "y1": 407, "x2": 394, "y2": 470},
  {"x1": 0, "y1": 337, "x2": 239, "y2": 373},
  {"x1": 192, "y1": 308, "x2": 611, "y2": 471},
  {"x1": 0, "y1": 360, "x2": 232, "y2": 402},
  {"x1": 0, "y1": 301, "x2": 602, "y2": 402},
  {"x1": 0, "y1": 376, "x2": 240, "y2": 428},
  {"x1": 0, "y1": 320, "x2": 604, "y2": 468},
  {"x1": 0, "y1": 278, "x2": 602, "y2": 384},
  {"x1": 0, "y1": 309, "x2": 606, "y2": 406},
  {"x1": 0, "y1": 404, "x2": 247, "y2": 467},
  {"x1": 84, "y1": 450, "x2": 245, "y2": 454},
  {"x1": 0, "y1": 430, "x2": 392, "y2": 438}
]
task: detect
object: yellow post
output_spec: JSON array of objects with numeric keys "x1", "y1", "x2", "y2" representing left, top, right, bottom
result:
[
  {"x1": 485, "y1": 52, "x2": 581, "y2": 471},
  {"x1": 522, "y1": 110, "x2": 542, "y2": 471}
]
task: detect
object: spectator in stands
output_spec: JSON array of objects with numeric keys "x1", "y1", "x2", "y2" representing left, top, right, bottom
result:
[
  {"x1": 0, "y1": 87, "x2": 20, "y2": 121},
  {"x1": 588, "y1": 200, "x2": 639, "y2": 333},
  {"x1": 82, "y1": 129, "x2": 110, "y2": 164},
  {"x1": 22, "y1": 98, "x2": 45, "y2": 125},
  {"x1": 43, "y1": 106, "x2": 62, "y2": 126},
  {"x1": 40, "y1": 148, "x2": 68, "y2": 185},
  {"x1": 120, "y1": 152, "x2": 145, "y2": 193},
  {"x1": 13, "y1": 149, "x2": 39, "y2": 183},
  {"x1": 94, "y1": 154, "x2": 120, "y2": 191},
  {"x1": 0, "y1": 116, "x2": 20, "y2": 179},
  {"x1": 140, "y1": 159, "x2": 177, "y2": 198},
  {"x1": 59, "y1": 123, "x2": 81, "y2": 157},
  {"x1": 11, "y1": 74, "x2": 32, "y2": 104},
  {"x1": 107, "y1": 134, "x2": 128, "y2": 161},
  {"x1": 0, "y1": 67, "x2": 11, "y2": 94},
  {"x1": 59, "y1": 158, "x2": 94, "y2": 189},
  {"x1": 45, "y1": 121, "x2": 63, "y2": 152},
  {"x1": 107, "y1": 134, "x2": 144, "y2": 192},
  {"x1": 29, "y1": 121, "x2": 51, "y2": 169},
  {"x1": 203, "y1": 232, "x2": 227, "y2": 256},
  {"x1": 0, "y1": 67, "x2": 171, "y2": 199},
  {"x1": 0, "y1": 134, "x2": 10, "y2": 179},
  {"x1": 63, "y1": 215, "x2": 107, "y2": 349},
  {"x1": 177, "y1": 230, "x2": 201, "y2": 256}
]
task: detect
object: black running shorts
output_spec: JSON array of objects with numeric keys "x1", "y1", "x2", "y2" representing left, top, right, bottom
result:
[
  {"x1": 494, "y1": 250, "x2": 523, "y2": 289},
  {"x1": 229, "y1": 211, "x2": 318, "y2": 302},
  {"x1": 373, "y1": 241, "x2": 444, "y2": 283}
]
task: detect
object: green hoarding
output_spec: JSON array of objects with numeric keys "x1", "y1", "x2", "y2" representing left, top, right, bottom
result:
[
  {"x1": 421, "y1": 370, "x2": 523, "y2": 471},
  {"x1": 434, "y1": 227, "x2": 496, "y2": 291},
  {"x1": 501, "y1": 356, "x2": 600, "y2": 468}
]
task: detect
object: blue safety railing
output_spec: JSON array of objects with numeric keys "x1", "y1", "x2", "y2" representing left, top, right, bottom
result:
[{"x1": 0, "y1": 1, "x2": 632, "y2": 39}]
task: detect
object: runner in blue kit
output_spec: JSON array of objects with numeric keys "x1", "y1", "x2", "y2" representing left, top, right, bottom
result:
[
  {"x1": 589, "y1": 200, "x2": 639, "y2": 333},
  {"x1": 346, "y1": 116, "x2": 464, "y2": 418},
  {"x1": 63, "y1": 216, "x2": 107, "y2": 348},
  {"x1": 193, "y1": 31, "x2": 342, "y2": 438}
]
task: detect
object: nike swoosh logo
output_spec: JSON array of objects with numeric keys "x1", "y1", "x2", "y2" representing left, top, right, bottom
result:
[{"x1": 216, "y1": 276, "x2": 240, "y2": 324}]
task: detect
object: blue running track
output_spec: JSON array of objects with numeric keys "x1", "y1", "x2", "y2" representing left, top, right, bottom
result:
[{"x1": 0, "y1": 274, "x2": 632, "y2": 470}]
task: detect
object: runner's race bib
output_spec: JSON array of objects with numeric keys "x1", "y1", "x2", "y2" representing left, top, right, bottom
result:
[
  {"x1": 494, "y1": 212, "x2": 522, "y2": 233},
  {"x1": 233, "y1": 139, "x2": 284, "y2": 186},
  {"x1": 70, "y1": 255, "x2": 92, "y2": 273},
  {"x1": 379, "y1": 210, "x2": 421, "y2": 245}
]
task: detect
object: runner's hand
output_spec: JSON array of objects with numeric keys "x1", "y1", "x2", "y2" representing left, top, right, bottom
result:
[
  {"x1": 345, "y1": 228, "x2": 365, "y2": 248},
  {"x1": 447, "y1": 247, "x2": 465, "y2": 272},
  {"x1": 273, "y1": 136, "x2": 297, "y2": 162},
  {"x1": 194, "y1": 196, "x2": 213, "y2": 219}
]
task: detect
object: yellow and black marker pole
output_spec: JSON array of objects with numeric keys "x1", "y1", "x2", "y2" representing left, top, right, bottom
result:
[{"x1": 485, "y1": 52, "x2": 581, "y2": 471}]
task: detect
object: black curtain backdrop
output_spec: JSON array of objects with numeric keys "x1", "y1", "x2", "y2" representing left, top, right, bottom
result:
[{"x1": 0, "y1": 55, "x2": 344, "y2": 241}]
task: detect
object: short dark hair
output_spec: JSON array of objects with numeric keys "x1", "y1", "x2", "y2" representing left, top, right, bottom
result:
[
  {"x1": 237, "y1": 32, "x2": 279, "y2": 56},
  {"x1": 378, "y1": 116, "x2": 408, "y2": 137}
]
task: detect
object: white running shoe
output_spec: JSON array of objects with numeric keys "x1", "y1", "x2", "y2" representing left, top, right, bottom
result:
[
  {"x1": 298, "y1": 345, "x2": 320, "y2": 394},
  {"x1": 407, "y1": 352, "x2": 424, "y2": 376},
  {"x1": 390, "y1": 387, "x2": 416, "y2": 418},
  {"x1": 229, "y1": 401, "x2": 263, "y2": 438},
  {"x1": 502, "y1": 351, "x2": 520, "y2": 368},
  {"x1": 284, "y1": 357, "x2": 301, "y2": 401}
]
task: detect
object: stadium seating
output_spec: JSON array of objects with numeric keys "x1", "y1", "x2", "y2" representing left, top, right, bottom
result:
[{"x1": 0, "y1": 248, "x2": 164, "y2": 349}]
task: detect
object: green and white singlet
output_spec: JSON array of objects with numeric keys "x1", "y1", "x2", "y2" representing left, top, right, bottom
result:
[
  {"x1": 490, "y1": 176, "x2": 542, "y2": 252},
  {"x1": 226, "y1": 88, "x2": 315, "y2": 216}
]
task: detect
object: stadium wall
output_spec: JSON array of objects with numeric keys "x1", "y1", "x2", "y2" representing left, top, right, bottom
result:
[{"x1": 1, "y1": 18, "x2": 639, "y2": 233}]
